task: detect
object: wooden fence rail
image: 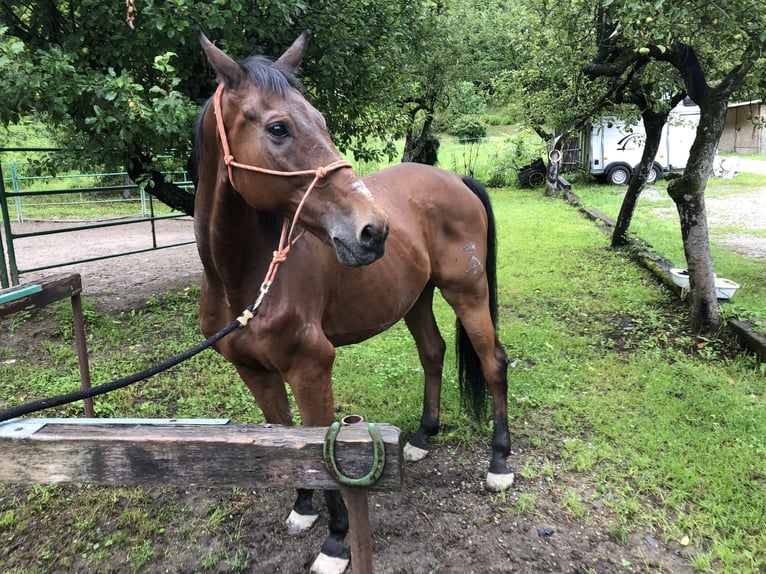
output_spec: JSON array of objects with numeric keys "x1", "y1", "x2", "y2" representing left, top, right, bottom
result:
[{"x1": 0, "y1": 418, "x2": 402, "y2": 573}]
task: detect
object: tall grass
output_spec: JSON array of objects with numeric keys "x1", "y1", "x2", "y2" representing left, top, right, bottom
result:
[{"x1": 349, "y1": 129, "x2": 543, "y2": 188}]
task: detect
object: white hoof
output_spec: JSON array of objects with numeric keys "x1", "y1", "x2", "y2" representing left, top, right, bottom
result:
[
  {"x1": 310, "y1": 552, "x2": 349, "y2": 574},
  {"x1": 286, "y1": 509, "x2": 319, "y2": 535},
  {"x1": 403, "y1": 441, "x2": 429, "y2": 462},
  {"x1": 486, "y1": 471, "x2": 515, "y2": 492}
]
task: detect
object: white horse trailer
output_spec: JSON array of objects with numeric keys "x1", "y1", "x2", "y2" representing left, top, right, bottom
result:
[{"x1": 584, "y1": 98, "x2": 700, "y2": 185}]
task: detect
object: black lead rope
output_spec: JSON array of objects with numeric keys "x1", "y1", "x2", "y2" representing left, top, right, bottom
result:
[{"x1": 0, "y1": 306, "x2": 256, "y2": 423}]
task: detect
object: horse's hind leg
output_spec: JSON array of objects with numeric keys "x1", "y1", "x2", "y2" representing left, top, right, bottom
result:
[
  {"x1": 442, "y1": 291, "x2": 514, "y2": 491},
  {"x1": 403, "y1": 286, "x2": 446, "y2": 461},
  {"x1": 483, "y1": 334, "x2": 513, "y2": 491},
  {"x1": 236, "y1": 366, "x2": 320, "y2": 534}
]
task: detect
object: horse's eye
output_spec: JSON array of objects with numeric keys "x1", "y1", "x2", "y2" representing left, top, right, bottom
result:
[{"x1": 267, "y1": 122, "x2": 289, "y2": 139}]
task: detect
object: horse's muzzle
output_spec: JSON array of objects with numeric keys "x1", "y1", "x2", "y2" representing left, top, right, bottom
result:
[{"x1": 333, "y1": 220, "x2": 388, "y2": 267}]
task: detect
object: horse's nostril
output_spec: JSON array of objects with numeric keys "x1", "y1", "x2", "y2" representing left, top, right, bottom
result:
[
  {"x1": 361, "y1": 223, "x2": 388, "y2": 248},
  {"x1": 360, "y1": 225, "x2": 375, "y2": 245}
]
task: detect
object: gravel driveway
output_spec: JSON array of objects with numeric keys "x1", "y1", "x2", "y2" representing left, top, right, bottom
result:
[{"x1": 736, "y1": 157, "x2": 766, "y2": 175}]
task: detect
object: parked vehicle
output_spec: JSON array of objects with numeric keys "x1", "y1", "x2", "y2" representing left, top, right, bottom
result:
[{"x1": 582, "y1": 98, "x2": 700, "y2": 185}]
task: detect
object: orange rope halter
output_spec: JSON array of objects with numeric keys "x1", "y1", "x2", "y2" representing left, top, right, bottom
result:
[{"x1": 212, "y1": 83, "x2": 352, "y2": 324}]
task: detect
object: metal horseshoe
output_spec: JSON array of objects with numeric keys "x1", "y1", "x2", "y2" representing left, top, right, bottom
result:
[{"x1": 323, "y1": 421, "x2": 386, "y2": 488}]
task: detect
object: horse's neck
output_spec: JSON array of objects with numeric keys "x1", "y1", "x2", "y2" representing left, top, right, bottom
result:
[{"x1": 199, "y1": 184, "x2": 283, "y2": 289}]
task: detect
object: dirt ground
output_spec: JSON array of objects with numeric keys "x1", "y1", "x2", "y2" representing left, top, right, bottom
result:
[
  {"x1": 0, "y1": 441, "x2": 697, "y2": 574},
  {"x1": 4, "y1": 216, "x2": 203, "y2": 312},
  {"x1": 5, "y1": 166, "x2": 764, "y2": 573}
]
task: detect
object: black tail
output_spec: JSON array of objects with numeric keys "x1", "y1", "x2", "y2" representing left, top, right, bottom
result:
[{"x1": 456, "y1": 176, "x2": 498, "y2": 422}]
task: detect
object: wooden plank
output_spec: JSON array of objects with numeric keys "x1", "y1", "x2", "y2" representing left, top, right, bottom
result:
[
  {"x1": 0, "y1": 273, "x2": 83, "y2": 318},
  {"x1": 0, "y1": 419, "x2": 402, "y2": 491},
  {"x1": 580, "y1": 206, "x2": 616, "y2": 227}
]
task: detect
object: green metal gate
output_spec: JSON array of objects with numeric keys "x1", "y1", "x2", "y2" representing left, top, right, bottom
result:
[{"x1": 0, "y1": 148, "x2": 195, "y2": 289}]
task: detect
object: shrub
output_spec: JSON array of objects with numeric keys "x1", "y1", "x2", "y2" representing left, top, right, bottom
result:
[
  {"x1": 449, "y1": 116, "x2": 487, "y2": 144},
  {"x1": 485, "y1": 132, "x2": 546, "y2": 188},
  {"x1": 483, "y1": 114, "x2": 504, "y2": 126}
]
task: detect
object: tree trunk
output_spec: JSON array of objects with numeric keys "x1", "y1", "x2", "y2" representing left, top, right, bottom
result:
[
  {"x1": 544, "y1": 137, "x2": 563, "y2": 197},
  {"x1": 658, "y1": 43, "x2": 756, "y2": 335},
  {"x1": 666, "y1": 99, "x2": 726, "y2": 334},
  {"x1": 582, "y1": 35, "x2": 759, "y2": 335},
  {"x1": 612, "y1": 109, "x2": 666, "y2": 246},
  {"x1": 401, "y1": 107, "x2": 435, "y2": 164}
]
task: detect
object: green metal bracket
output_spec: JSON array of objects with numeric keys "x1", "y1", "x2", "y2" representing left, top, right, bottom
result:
[
  {"x1": 0, "y1": 284, "x2": 42, "y2": 304},
  {"x1": 323, "y1": 421, "x2": 386, "y2": 488}
]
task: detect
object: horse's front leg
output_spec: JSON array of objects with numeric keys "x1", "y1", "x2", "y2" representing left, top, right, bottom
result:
[
  {"x1": 236, "y1": 366, "x2": 321, "y2": 534},
  {"x1": 311, "y1": 490, "x2": 349, "y2": 574},
  {"x1": 283, "y1": 338, "x2": 350, "y2": 574}
]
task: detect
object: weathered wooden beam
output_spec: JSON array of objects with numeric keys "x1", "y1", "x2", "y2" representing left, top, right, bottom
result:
[
  {"x1": 0, "y1": 418, "x2": 403, "y2": 491},
  {"x1": 347, "y1": 489, "x2": 374, "y2": 574},
  {"x1": 580, "y1": 206, "x2": 617, "y2": 228},
  {"x1": 0, "y1": 273, "x2": 82, "y2": 318}
]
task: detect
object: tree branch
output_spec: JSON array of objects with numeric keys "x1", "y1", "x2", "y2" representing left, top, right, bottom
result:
[
  {"x1": 651, "y1": 43, "x2": 709, "y2": 104},
  {"x1": 127, "y1": 155, "x2": 195, "y2": 217},
  {"x1": 714, "y1": 40, "x2": 761, "y2": 99}
]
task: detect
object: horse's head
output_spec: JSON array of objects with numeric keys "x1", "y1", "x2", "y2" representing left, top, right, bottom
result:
[{"x1": 199, "y1": 31, "x2": 388, "y2": 267}]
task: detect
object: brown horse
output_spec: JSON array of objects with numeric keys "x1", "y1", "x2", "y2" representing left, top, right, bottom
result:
[{"x1": 193, "y1": 32, "x2": 512, "y2": 573}]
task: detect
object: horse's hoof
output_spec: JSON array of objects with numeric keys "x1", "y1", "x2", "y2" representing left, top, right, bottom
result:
[
  {"x1": 286, "y1": 509, "x2": 319, "y2": 535},
  {"x1": 403, "y1": 441, "x2": 429, "y2": 462},
  {"x1": 486, "y1": 471, "x2": 515, "y2": 492},
  {"x1": 310, "y1": 552, "x2": 349, "y2": 574}
]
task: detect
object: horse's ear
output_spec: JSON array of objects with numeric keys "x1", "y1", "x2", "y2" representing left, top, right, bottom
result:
[
  {"x1": 275, "y1": 30, "x2": 312, "y2": 71},
  {"x1": 199, "y1": 31, "x2": 247, "y2": 90}
]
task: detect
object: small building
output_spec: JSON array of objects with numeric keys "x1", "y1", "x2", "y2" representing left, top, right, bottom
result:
[{"x1": 718, "y1": 100, "x2": 765, "y2": 154}]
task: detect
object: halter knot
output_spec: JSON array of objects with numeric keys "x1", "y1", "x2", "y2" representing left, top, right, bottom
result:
[
  {"x1": 224, "y1": 154, "x2": 234, "y2": 165},
  {"x1": 272, "y1": 248, "x2": 289, "y2": 263},
  {"x1": 316, "y1": 166, "x2": 328, "y2": 179}
]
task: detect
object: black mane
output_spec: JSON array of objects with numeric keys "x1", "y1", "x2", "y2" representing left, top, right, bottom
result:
[{"x1": 239, "y1": 55, "x2": 304, "y2": 95}]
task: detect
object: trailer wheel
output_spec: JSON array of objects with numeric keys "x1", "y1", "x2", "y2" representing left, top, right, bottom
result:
[
  {"x1": 646, "y1": 163, "x2": 662, "y2": 184},
  {"x1": 606, "y1": 164, "x2": 631, "y2": 185}
]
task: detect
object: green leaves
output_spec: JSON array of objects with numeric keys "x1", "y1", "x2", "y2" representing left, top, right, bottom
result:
[
  {"x1": 0, "y1": 0, "x2": 432, "y2": 171},
  {"x1": 152, "y1": 52, "x2": 179, "y2": 75}
]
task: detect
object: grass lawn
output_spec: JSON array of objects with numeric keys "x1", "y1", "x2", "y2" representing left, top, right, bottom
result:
[{"x1": 574, "y1": 174, "x2": 766, "y2": 326}]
